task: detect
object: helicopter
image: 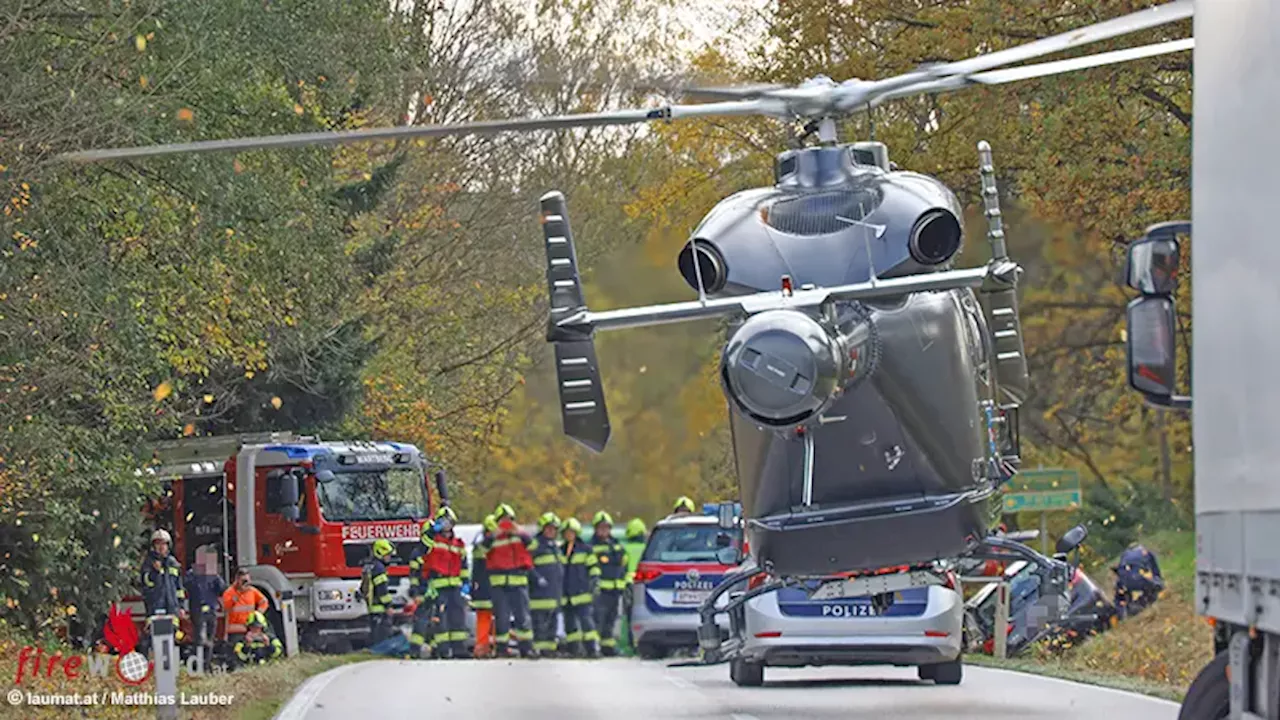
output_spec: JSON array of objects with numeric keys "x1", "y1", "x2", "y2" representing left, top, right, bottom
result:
[{"x1": 60, "y1": 0, "x2": 1193, "y2": 665}]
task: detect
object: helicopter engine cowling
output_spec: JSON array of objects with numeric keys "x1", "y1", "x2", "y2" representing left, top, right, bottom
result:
[{"x1": 721, "y1": 306, "x2": 877, "y2": 431}]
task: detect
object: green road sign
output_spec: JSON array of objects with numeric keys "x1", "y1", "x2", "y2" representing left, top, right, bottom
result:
[{"x1": 1003, "y1": 469, "x2": 1082, "y2": 512}]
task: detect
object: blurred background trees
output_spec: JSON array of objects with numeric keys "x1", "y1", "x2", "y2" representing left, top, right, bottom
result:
[{"x1": 0, "y1": 0, "x2": 1190, "y2": 631}]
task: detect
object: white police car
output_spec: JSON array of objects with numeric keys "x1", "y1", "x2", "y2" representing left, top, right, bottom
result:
[
  {"x1": 729, "y1": 564, "x2": 965, "y2": 686},
  {"x1": 628, "y1": 512, "x2": 742, "y2": 659}
]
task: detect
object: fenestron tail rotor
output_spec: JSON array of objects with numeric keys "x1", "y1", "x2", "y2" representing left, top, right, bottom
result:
[
  {"x1": 540, "y1": 191, "x2": 611, "y2": 453},
  {"x1": 55, "y1": 1, "x2": 1193, "y2": 165}
]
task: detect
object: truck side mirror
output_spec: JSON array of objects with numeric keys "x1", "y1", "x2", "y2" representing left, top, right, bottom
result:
[
  {"x1": 434, "y1": 470, "x2": 449, "y2": 509},
  {"x1": 1126, "y1": 296, "x2": 1189, "y2": 409},
  {"x1": 717, "y1": 502, "x2": 736, "y2": 530},
  {"x1": 267, "y1": 469, "x2": 301, "y2": 521},
  {"x1": 1055, "y1": 524, "x2": 1088, "y2": 555},
  {"x1": 1125, "y1": 224, "x2": 1184, "y2": 295}
]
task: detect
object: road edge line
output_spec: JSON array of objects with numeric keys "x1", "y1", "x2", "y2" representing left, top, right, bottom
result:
[
  {"x1": 273, "y1": 660, "x2": 384, "y2": 720},
  {"x1": 972, "y1": 664, "x2": 1183, "y2": 707}
]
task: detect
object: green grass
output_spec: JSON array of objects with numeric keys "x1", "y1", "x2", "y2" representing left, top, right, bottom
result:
[{"x1": 979, "y1": 528, "x2": 1211, "y2": 701}]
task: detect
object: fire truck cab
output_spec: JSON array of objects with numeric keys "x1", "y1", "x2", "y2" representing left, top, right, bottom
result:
[{"x1": 135, "y1": 432, "x2": 433, "y2": 650}]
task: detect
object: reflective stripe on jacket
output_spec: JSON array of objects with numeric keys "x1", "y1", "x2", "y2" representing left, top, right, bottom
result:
[
  {"x1": 220, "y1": 585, "x2": 269, "y2": 634},
  {"x1": 592, "y1": 535, "x2": 628, "y2": 592}
]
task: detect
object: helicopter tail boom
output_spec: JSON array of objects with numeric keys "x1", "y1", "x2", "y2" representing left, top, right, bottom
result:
[{"x1": 540, "y1": 191, "x2": 612, "y2": 453}]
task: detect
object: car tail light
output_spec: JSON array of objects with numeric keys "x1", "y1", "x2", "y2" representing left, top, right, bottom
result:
[
  {"x1": 754, "y1": 630, "x2": 782, "y2": 638},
  {"x1": 923, "y1": 630, "x2": 950, "y2": 638},
  {"x1": 633, "y1": 565, "x2": 662, "y2": 584}
]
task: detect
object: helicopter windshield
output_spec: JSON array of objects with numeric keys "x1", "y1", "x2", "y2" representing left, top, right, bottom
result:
[{"x1": 315, "y1": 467, "x2": 427, "y2": 522}]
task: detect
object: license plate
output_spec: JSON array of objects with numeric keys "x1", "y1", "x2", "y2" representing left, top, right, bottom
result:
[
  {"x1": 809, "y1": 570, "x2": 939, "y2": 601},
  {"x1": 673, "y1": 590, "x2": 711, "y2": 605}
]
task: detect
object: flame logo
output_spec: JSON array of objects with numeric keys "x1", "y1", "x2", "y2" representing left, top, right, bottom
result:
[{"x1": 103, "y1": 604, "x2": 153, "y2": 685}]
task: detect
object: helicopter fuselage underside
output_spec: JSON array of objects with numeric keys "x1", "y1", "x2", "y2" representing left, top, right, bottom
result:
[{"x1": 729, "y1": 288, "x2": 1001, "y2": 577}]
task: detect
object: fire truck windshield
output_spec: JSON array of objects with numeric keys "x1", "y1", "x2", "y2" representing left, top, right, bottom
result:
[{"x1": 315, "y1": 467, "x2": 427, "y2": 522}]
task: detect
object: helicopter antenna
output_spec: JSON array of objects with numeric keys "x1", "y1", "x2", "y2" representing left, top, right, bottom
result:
[{"x1": 977, "y1": 141, "x2": 1008, "y2": 262}]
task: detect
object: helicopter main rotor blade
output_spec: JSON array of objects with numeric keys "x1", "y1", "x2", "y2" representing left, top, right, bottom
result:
[
  {"x1": 931, "y1": 0, "x2": 1191, "y2": 78},
  {"x1": 55, "y1": 99, "x2": 779, "y2": 164},
  {"x1": 873, "y1": 37, "x2": 1194, "y2": 104}
]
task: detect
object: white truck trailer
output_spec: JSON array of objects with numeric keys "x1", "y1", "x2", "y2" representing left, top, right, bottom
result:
[{"x1": 1123, "y1": 2, "x2": 1280, "y2": 718}]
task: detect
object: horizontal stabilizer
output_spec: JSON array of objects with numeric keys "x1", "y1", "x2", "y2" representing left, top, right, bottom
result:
[{"x1": 540, "y1": 191, "x2": 611, "y2": 452}]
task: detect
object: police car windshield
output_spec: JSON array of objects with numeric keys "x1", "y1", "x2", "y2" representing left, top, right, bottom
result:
[
  {"x1": 642, "y1": 524, "x2": 740, "y2": 563},
  {"x1": 316, "y1": 467, "x2": 427, "y2": 522}
]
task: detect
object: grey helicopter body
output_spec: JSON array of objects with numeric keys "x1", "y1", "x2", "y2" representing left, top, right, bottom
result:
[
  {"x1": 544, "y1": 139, "x2": 1028, "y2": 579},
  {"x1": 57, "y1": 0, "x2": 1193, "y2": 665}
]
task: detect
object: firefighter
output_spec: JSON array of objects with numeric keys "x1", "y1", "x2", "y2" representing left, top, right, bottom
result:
[
  {"x1": 618, "y1": 518, "x2": 648, "y2": 655},
  {"x1": 233, "y1": 612, "x2": 282, "y2": 667},
  {"x1": 407, "y1": 518, "x2": 438, "y2": 658},
  {"x1": 590, "y1": 511, "x2": 628, "y2": 657},
  {"x1": 486, "y1": 504, "x2": 535, "y2": 657},
  {"x1": 672, "y1": 496, "x2": 696, "y2": 515},
  {"x1": 529, "y1": 512, "x2": 565, "y2": 657},
  {"x1": 471, "y1": 515, "x2": 497, "y2": 658},
  {"x1": 560, "y1": 517, "x2": 600, "y2": 658},
  {"x1": 362, "y1": 538, "x2": 397, "y2": 646},
  {"x1": 423, "y1": 506, "x2": 470, "y2": 658},
  {"x1": 139, "y1": 529, "x2": 186, "y2": 654}
]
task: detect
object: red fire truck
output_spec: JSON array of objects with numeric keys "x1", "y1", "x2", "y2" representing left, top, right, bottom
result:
[{"x1": 123, "y1": 432, "x2": 435, "y2": 650}]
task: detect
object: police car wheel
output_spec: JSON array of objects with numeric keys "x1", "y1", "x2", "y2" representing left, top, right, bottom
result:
[
  {"x1": 730, "y1": 658, "x2": 764, "y2": 687},
  {"x1": 1177, "y1": 651, "x2": 1229, "y2": 720},
  {"x1": 929, "y1": 659, "x2": 963, "y2": 685},
  {"x1": 637, "y1": 642, "x2": 667, "y2": 660}
]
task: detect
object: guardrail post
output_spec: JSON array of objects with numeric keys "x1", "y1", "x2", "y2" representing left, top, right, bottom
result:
[
  {"x1": 993, "y1": 582, "x2": 1010, "y2": 660},
  {"x1": 150, "y1": 615, "x2": 179, "y2": 720},
  {"x1": 279, "y1": 590, "x2": 299, "y2": 657}
]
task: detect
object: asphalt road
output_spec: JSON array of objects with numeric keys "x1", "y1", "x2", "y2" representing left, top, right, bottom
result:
[{"x1": 275, "y1": 658, "x2": 1181, "y2": 720}]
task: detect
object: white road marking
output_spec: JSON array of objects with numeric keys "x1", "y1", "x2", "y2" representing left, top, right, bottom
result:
[
  {"x1": 731, "y1": 714, "x2": 760, "y2": 720},
  {"x1": 664, "y1": 674, "x2": 696, "y2": 690}
]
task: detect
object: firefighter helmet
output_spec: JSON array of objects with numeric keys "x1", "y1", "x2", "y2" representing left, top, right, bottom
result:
[
  {"x1": 626, "y1": 518, "x2": 647, "y2": 540},
  {"x1": 372, "y1": 538, "x2": 395, "y2": 559},
  {"x1": 483, "y1": 514, "x2": 498, "y2": 533},
  {"x1": 150, "y1": 528, "x2": 172, "y2": 544},
  {"x1": 538, "y1": 511, "x2": 561, "y2": 530},
  {"x1": 562, "y1": 517, "x2": 582, "y2": 535},
  {"x1": 672, "y1": 496, "x2": 696, "y2": 514},
  {"x1": 494, "y1": 503, "x2": 516, "y2": 520},
  {"x1": 247, "y1": 611, "x2": 267, "y2": 629},
  {"x1": 436, "y1": 506, "x2": 458, "y2": 522},
  {"x1": 592, "y1": 510, "x2": 613, "y2": 528}
]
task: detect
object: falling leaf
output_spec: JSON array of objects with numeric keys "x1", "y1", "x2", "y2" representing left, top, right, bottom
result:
[
  {"x1": 139, "y1": 75, "x2": 149, "y2": 88},
  {"x1": 31, "y1": 533, "x2": 38, "y2": 543},
  {"x1": 293, "y1": 103, "x2": 305, "y2": 116},
  {"x1": 135, "y1": 35, "x2": 147, "y2": 52},
  {"x1": 176, "y1": 108, "x2": 194, "y2": 123},
  {"x1": 112, "y1": 536, "x2": 121, "y2": 548},
  {"x1": 66, "y1": 605, "x2": 77, "y2": 616},
  {"x1": 245, "y1": 370, "x2": 255, "y2": 379},
  {"x1": 152, "y1": 381, "x2": 172, "y2": 401},
  {"x1": 203, "y1": 394, "x2": 215, "y2": 404},
  {"x1": 270, "y1": 396, "x2": 283, "y2": 410},
  {"x1": 182, "y1": 423, "x2": 196, "y2": 436}
]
